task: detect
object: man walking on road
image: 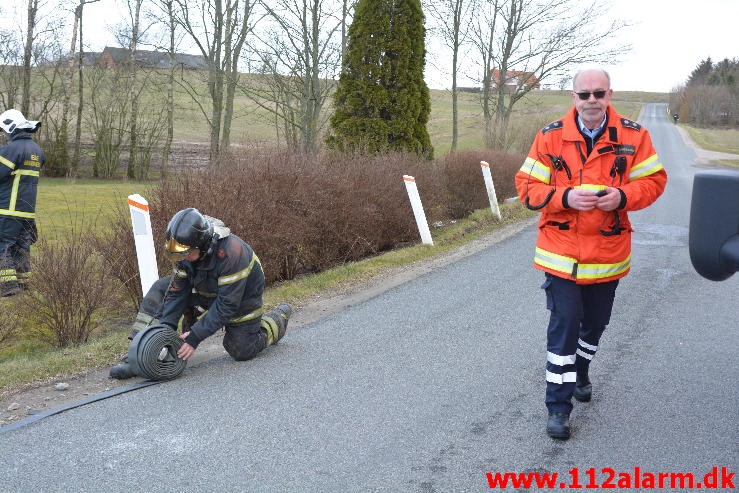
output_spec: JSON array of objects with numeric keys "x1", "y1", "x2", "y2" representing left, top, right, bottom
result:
[{"x1": 515, "y1": 68, "x2": 667, "y2": 440}]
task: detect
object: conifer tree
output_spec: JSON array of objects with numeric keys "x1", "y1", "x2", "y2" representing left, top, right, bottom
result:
[{"x1": 326, "y1": 0, "x2": 433, "y2": 158}]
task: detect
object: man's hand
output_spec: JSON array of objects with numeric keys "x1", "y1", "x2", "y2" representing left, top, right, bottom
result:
[
  {"x1": 569, "y1": 188, "x2": 620, "y2": 211},
  {"x1": 568, "y1": 188, "x2": 600, "y2": 211},
  {"x1": 595, "y1": 187, "x2": 620, "y2": 211},
  {"x1": 178, "y1": 332, "x2": 196, "y2": 360}
]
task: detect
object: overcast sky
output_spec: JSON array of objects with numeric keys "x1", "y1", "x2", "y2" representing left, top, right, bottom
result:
[
  {"x1": 80, "y1": 0, "x2": 738, "y2": 94},
  {"x1": 599, "y1": 0, "x2": 737, "y2": 93}
]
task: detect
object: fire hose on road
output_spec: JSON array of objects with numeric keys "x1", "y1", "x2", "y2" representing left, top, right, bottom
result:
[{"x1": 128, "y1": 324, "x2": 188, "y2": 381}]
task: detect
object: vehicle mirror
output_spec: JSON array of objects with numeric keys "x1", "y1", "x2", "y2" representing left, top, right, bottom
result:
[{"x1": 689, "y1": 170, "x2": 739, "y2": 281}]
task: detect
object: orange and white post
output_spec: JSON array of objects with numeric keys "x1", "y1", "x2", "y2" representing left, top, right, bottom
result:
[
  {"x1": 128, "y1": 194, "x2": 159, "y2": 296},
  {"x1": 480, "y1": 161, "x2": 502, "y2": 220},
  {"x1": 402, "y1": 175, "x2": 434, "y2": 245}
]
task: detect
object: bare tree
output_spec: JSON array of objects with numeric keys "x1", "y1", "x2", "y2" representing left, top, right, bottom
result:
[
  {"x1": 221, "y1": 0, "x2": 259, "y2": 152},
  {"x1": 59, "y1": 0, "x2": 100, "y2": 177},
  {"x1": 171, "y1": 0, "x2": 258, "y2": 164},
  {"x1": 151, "y1": 0, "x2": 178, "y2": 177},
  {"x1": 18, "y1": 0, "x2": 65, "y2": 114},
  {"x1": 21, "y1": 0, "x2": 39, "y2": 115},
  {"x1": 246, "y1": 0, "x2": 342, "y2": 154},
  {"x1": 425, "y1": 0, "x2": 474, "y2": 152},
  {"x1": 469, "y1": 0, "x2": 500, "y2": 148},
  {"x1": 340, "y1": 0, "x2": 356, "y2": 60},
  {"x1": 124, "y1": 0, "x2": 144, "y2": 179},
  {"x1": 469, "y1": 0, "x2": 628, "y2": 150},
  {"x1": 86, "y1": 65, "x2": 130, "y2": 178},
  {"x1": 1, "y1": 0, "x2": 72, "y2": 175},
  {"x1": 0, "y1": 31, "x2": 24, "y2": 111}
]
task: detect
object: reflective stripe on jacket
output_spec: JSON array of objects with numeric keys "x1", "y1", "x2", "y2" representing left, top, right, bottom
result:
[
  {"x1": 158, "y1": 234, "x2": 265, "y2": 347},
  {"x1": 514, "y1": 105, "x2": 667, "y2": 284},
  {"x1": 0, "y1": 133, "x2": 44, "y2": 219}
]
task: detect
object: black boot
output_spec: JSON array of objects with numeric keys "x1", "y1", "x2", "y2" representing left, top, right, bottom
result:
[
  {"x1": 573, "y1": 379, "x2": 592, "y2": 402},
  {"x1": 275, "y1": 303, "x2": 293, "y2": 339},
  {"x1": 262, "y1": 303, "x2": 293, "y2": 346},
  {"x1": 546, "y1": 412, "x2": 571, "y2": 440},
  {"x1": 109, "y1": 356, "x2": 137, "y2": 379},
  {"x1": 574, "y1": 356, "x2": 592, "y2": 402}
]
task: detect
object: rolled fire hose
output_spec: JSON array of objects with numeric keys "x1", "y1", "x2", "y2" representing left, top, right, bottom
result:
[{"x1": 127, "y1": 324, "x2": 187, "y2": 380}]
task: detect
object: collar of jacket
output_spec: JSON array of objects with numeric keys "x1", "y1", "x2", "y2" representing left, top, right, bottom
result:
[
  {"x1": 562, "y1": 105, "x2": 621, "y2": 145},
  {"x1": 192, "y1": 236, "x2": 228, "y2": 271},
  {"x1": 7, "y1": 131, "x2": 34, "y2": 142}
]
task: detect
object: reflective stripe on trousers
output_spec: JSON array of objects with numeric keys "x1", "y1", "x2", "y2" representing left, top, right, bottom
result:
[{"x1": 541, "y1": 273, "x2": 619, "y2": 413}]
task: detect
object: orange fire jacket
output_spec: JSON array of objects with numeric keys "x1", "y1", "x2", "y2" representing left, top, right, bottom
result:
[{"x1": 515, "y1": 105, "x2": 667, "y2": 284}]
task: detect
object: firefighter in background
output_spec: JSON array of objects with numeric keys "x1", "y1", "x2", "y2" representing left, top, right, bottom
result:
[
  {"x1": 0, "y1": 109, "x2": 44, "y2": 297},
  {"x1": 515, "y1": 68, "x2": 667, "y2": 440},
  {"x1": 110, "y1": 208, "x2": 292, "y2": 379}
]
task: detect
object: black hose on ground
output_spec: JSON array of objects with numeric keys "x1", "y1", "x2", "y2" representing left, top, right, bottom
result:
[{"x1": 128, "y1": 324, "x2": 187, "y2": 381}]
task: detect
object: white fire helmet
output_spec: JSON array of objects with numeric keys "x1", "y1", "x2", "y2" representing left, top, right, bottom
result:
[{"x1": 0, "y1": 109, "x2": 41, "y2": 134}]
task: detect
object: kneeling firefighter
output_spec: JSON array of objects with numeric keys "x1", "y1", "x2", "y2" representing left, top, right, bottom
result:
[{"x1": 110, "y1": 208, "x2": 292, "y2": 380}]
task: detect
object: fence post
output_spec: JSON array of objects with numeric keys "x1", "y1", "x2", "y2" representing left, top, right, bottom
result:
[
  {"x1": 402, "y1": 175, "x2": 434, "y2": 245},
  {"x1": 128, "y1": 194, "x2": 159, "y2": 296},
  {"x1": 480, "y1": 161, "x2": 502, "y2": 220}
]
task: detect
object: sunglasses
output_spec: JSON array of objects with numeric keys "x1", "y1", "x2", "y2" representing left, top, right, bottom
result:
[{"x1": 574, "y1": 90, "x2": 608, "y2": 101}]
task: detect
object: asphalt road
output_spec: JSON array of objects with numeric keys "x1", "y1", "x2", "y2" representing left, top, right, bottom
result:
[{"x1": 1, "y1": 104, "x2": 737, "y2": 492}]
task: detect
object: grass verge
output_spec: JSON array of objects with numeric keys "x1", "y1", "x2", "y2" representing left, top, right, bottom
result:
[{"x1": 683, "y1": 126, "x2": 739, "y2": 154}]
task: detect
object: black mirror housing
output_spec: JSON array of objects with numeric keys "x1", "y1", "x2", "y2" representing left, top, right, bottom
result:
[{"x1": 689, "y1": 170, "x2": 739, "y2": 281}]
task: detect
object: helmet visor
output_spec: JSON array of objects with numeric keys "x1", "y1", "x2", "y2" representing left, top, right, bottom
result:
[{"x1": 164, "y1": 237, "x2": 193, "y2": 261}]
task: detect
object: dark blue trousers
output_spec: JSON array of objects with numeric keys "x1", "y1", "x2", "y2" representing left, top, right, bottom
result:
[
  {"x1": 540, "y1": 273, "x2": 619, "y2": 413},
  {"x1": 0, "y1": 217, "x2": 37, "y2": 292}
]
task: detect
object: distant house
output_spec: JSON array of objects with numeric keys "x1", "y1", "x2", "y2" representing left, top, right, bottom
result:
[
  {"x1": 81, "y1": 52, "x2": 101, "y2": 67},
  {"x1": 96, "y1": 46, "x2": 207, "y2": 70},
  {"x1": 490, "y1": 69, "x2": 540, "y2": 92}
]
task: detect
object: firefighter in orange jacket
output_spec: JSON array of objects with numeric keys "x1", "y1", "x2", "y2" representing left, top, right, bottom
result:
[{"x1": 515, "y1": 68, "x2": 667, "y2": 440}]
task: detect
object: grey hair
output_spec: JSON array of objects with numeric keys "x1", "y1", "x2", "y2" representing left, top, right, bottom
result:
[{"x1": 572, "y1": 68, "x2": 611, "y2": 89}]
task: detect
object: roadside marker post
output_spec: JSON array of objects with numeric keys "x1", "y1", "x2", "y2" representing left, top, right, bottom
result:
[
  {"x1": 128, "y1": 194, "x2": 159, "y2": 296},
  {"x1": 402, "y1": 175, "x2": 434, "y2": 246},
  {"x1": 480, "y1": 161, "x2": 502, "y2": 220}
]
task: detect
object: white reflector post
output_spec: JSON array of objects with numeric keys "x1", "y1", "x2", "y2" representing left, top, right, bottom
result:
[
  {"x1": 480, "y1": 161, "x2": 502, "y2": 220},
  {"x1": 402, "y1": 175, "x2": 434, "y2": 245},
  {"x1": 128, "y1": 194, "x2": 159, "y2": 296}
]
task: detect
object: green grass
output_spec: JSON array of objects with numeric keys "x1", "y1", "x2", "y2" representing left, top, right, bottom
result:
[
  {"x1": 0, "y1": 328, "x2": 130, "y2": 395},
  {"x1": 682, "y1": 126, "x2": 739, "y2": 154},
  {"x1": 681, "y1": 125, "x2": 739, "y2": 168},
  {"x1": 35, "y1": 178, "x2": 156, "y2": 240}
]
